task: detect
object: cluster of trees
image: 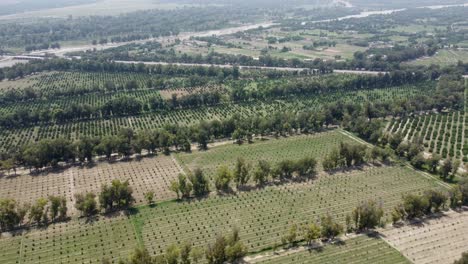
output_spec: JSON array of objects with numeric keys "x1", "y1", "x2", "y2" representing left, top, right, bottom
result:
[
  {"x1": 0, "y1": 196, "x2": 67, "y2": 232},
  {"x1": 350, "y1": 200, "x2": 384, "y2": 231},
  {"x1": 350, "y1": 44, "x2": 438, "y2": 71},
  {"x1": 0, "y1": 171, "x2": 132, "y2": 224},
  {"x1": 24, "y1": 42, "x2": 60, "y2": 52},
  {"x1": 392, "y1": 134, "x2": 462, "y2": 179},
  {"x1": 169, "y1": 169, "x2": 210, "y2": 200},
  {"x1": 74, "y1": 179, "x2": 134, "y2": 216},
  {"x1": 211, "y1": 156, "x2": 317, "y2": 192},
  {"x1": 169, "y1": 156, "x2": 317, "y2": 198},
  {"x1": 391, "y1": 189, "x2": 450, "y2": 223},
  {"x1": 110, "y1": 228, "x2": 246, "y2": 264},
  {"x1": 303, "y1": 40, "x2": 337, "y2": 50},
  {"x1": 281, "y1": 214, "x2": 343, "y2": 248},
  {"x1": 322, "y1": 142, "x2": 368, "y2": 171},
  {"x1": 390, "y1": 180, "x2": 468, "y2": 225},
  {"x1": 229, "y1": 71, "x2": 432, "y2": 103}
]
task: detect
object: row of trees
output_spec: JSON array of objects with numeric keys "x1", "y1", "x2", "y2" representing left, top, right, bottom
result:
[
  {"x1": 391, "y1": 179, "x2": 468, "y2": 224},
  {"x1": 1, "y1": 73, "x2": 465, "y2": 171},
  {"x1": 322, "y1": 142, "x2": 368, "y2": 171},
  {"x1": 211, "y1": 156, "x2": 318, "y2": 192},
  {"x1": 0, "y1": 57, "x2": 241, "y2": 82},
  {"x1": 281, "y1": 214, "x2": 344, "y2": 248},
  {"x1": 0, "y1": 196, "x2": 67, "y2": 232},
  {"x1": 169, "y1": 156, "x2": 318, "y2": 200},
  {"x1": 0, "y1": 70, "x2": 432, "y2": 128},
  {"x1": 110, "y1": 228, "x2": 246, "y2": 264}
]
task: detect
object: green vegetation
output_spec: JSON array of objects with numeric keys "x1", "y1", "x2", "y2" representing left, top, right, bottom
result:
[{"x1": 256, "y1": 235, "x2": 410, "y2": 264}]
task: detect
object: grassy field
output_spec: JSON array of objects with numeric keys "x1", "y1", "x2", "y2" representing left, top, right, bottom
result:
[{"x1": 253, "y1": 235, "x2": 410, "y2": 264}]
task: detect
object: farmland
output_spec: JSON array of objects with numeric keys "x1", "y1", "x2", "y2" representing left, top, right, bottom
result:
[
  {"x1": 0, "y1": 154, "x2": 181, "y2": 214},
  {"x1": 176, "y1": 130, "x2": 355, "y2": 178},
  {"x1": 0, "y1": 69, "x2": 437, "y2": 151},
  {"x1": 1, "y1": 2, "x2": 468, "y2": 264},
  {"x1": 386, "y1": 111, "x2": 468, "y2": 162},
  {"x1": 0, "y1": 162, "x2": 441, "y2": 263},
  {"x1": 251, "y1": 235, "x2": 410, "y2": 264},
  {"x1": 380, "y1": 210, "x2": 468, "y2": 264},
  {"x1": 406, "y1": 49, "x2": 468, "y2": 67}
]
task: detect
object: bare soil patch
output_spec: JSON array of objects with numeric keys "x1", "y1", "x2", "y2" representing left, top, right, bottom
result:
[
  {"x1": 0, "y1": 155, "x2": 180, "y2": 214},
  {"x1": 379, "y1": 209, "x2": 468, "y2": 264}
]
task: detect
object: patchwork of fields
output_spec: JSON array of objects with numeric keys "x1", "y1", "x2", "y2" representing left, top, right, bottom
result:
[
  {"x1": 0, "y1": 129, "x2": 447, "y2": 263},
  {"x1": 0, "y1": 163, "x2": 440, "y2": 263}
]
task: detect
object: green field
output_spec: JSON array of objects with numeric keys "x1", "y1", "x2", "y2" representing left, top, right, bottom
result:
[
  {"x1": 0, "y1": 162, "x2": 440, "y2": 263},
  {"x1": 177, "y1": 130, "x2": 355, "y2": 179},
  {"x1": 255, "y1": 235, "x2": 410, "y2": 264},
  {"x1": 406, "y1": 49, "x2": 468, "y2": 67}
]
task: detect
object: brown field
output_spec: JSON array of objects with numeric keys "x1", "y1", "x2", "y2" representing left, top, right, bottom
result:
[
  {"x1": 0, "y1": 155, "x2": 181, "y2": 214},
  {"x1": 380, "y1": 209, "x2": 468, "y2": 264}
]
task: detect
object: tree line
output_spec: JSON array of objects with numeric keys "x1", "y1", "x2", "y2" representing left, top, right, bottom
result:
[
  {"x1": 106, "y1": 227, "x2": 246, "y2": 264},
  {"x1": 0, "y1": 58, "x2": 240, "y2": 82}
]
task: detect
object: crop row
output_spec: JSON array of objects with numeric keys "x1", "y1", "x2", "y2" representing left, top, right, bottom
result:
[{"x1": 387, "y1": 111, "x2": 467, "y2": 161}]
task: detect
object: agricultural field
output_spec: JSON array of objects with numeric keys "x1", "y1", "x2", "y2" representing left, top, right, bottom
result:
[
  {"x1": 386, "y1": 111, "x2": 468, "y2": 162},
  {"x1": 0, "y1": 163, "x2": 442, "y2": 263},
  {"x1": 174, "y1": 27, "x2": 371, "y2": 61},
  {"x1": 380, "y1": 210, "x2": 468, "y2": 264},
  {"x1": 250, "y1": 235, "x2": 410, "y2": 264},
  {"x1": 0, "y1": 214, "x2": 138, "y2": 263},
  {"x1": 0, "y1": 154, "x2": 181, "y2": 215},
  {"x1": 0, "y1": 70, "x2": 436, "y2": 151},
  {"x1": 177, "y1": 130, "x2": 355, "y2": 179},
  {"x1": 1, "y1": 3, "x2": 468, "y2": 264},
  {"x1": 407, "y1": 49, "x2": 468, "y2": 67}
]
